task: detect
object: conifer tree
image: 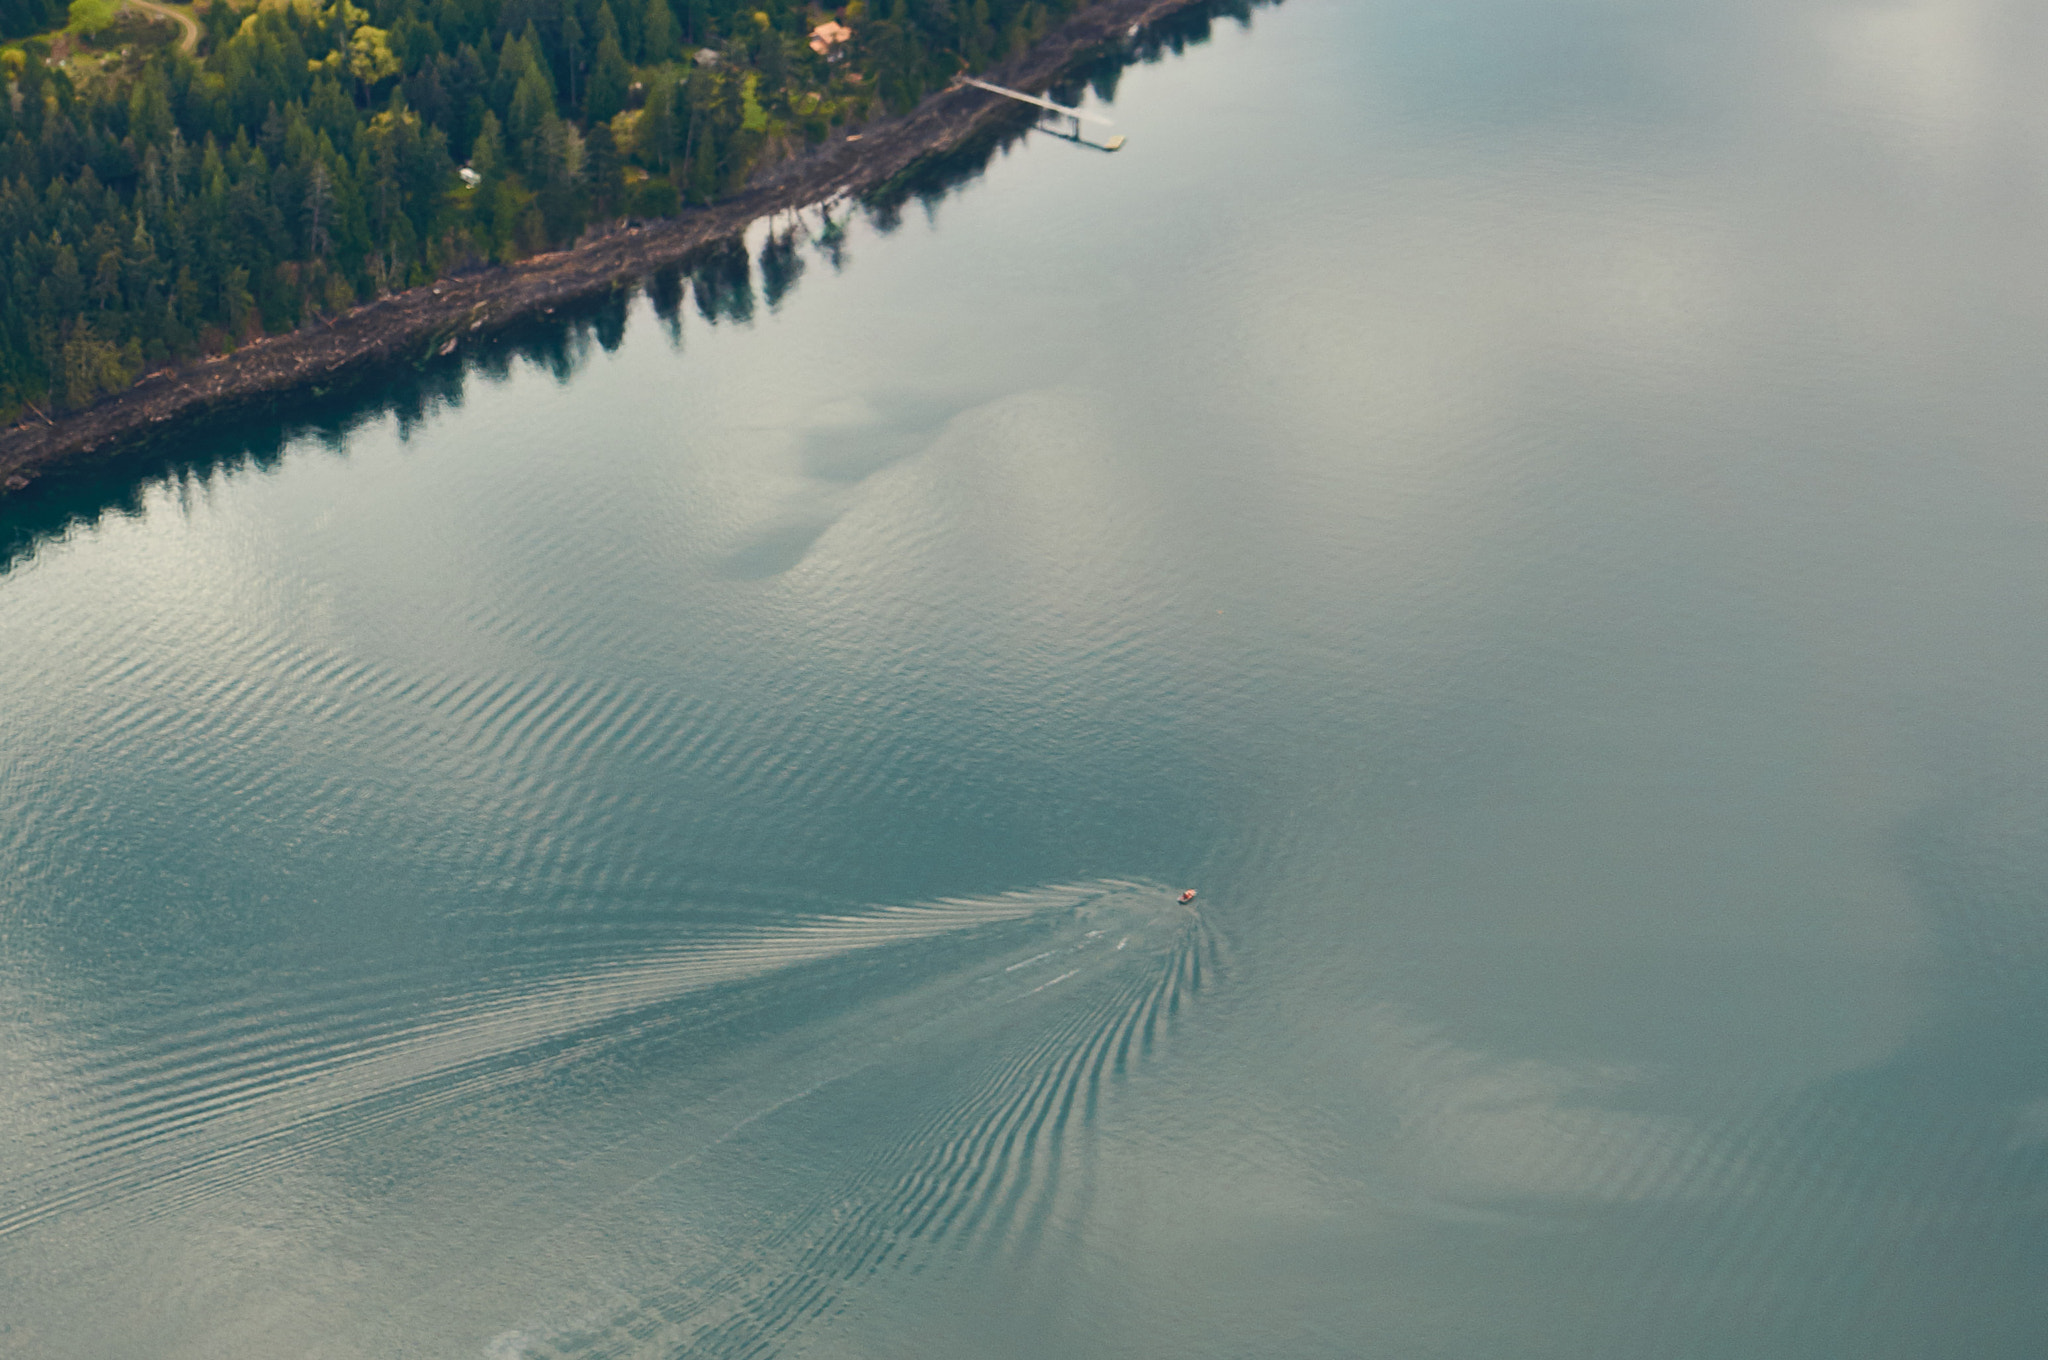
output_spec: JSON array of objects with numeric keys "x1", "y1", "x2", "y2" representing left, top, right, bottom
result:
[
  {"x1": 641, "y1": 0, "x2": 672, "y2": 63},
  {"x1": 0, "y1": 0, "x2": 1165, "y2": 419},
  {"x1": 586, "y1": 10, "x2": 630, "y2": 123}
]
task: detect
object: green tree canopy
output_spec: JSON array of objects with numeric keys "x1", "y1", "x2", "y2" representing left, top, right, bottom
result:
[
  {"x1": 65, "y1": 0, "x2": 118, "y2": 34},
  {"x1": 0, "y1": 0, "x2": 1139, "y2": 422}
]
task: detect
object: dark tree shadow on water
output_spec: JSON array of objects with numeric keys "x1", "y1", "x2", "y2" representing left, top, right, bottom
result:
[
  {"x1": 692, "y1": 236, "x2": 756, "y2": 327},
  {"x1": 0, "y1": 0, "x2": 1277, "y2": 578},
  {"x1": 648, "y1": 265, "x2": 688, "y2": 348},
  {"x1": 0, "y1": 288, "x2": 653, "y2": 577},
  {"x1": 863, "y1": 0, "x2": 1277, "y2": 232},
  {"x1": 759, "y1": 227, "x2": 808, "y2": 311}
]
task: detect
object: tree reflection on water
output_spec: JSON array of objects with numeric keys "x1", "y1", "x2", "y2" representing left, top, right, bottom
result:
[{"x1": 0, "y1": 0, "x2": 1277, "y2": 576}]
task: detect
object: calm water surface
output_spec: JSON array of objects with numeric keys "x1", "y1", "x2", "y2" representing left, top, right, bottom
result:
[{"x1": 7, "y1": 0, "x2": 2048, "y2": 1354}]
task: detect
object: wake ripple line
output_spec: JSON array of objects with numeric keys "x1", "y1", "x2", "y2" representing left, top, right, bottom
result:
[
  {"x1": 710, "y1": 931, "x2": 1200, "y2": 1352},
  {"x1": 0, "y1": 883, "x2": 1137, "y2": 1242},
  {"x1": 520, "y1": 906, "x2": 1214, "y2": 1359}
]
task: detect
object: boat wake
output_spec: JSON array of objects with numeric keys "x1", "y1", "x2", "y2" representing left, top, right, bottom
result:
[
  {"x1": 485, "y1": 881, "x2": 1215, "y2": 1358},
  {"x1": 1, "y1": 876, "x2": 1218, "y2": 1359}
]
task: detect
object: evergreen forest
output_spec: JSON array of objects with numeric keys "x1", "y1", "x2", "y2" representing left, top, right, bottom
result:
[{"x1": 0, "y1": 0, "x2": 1087, "y2": 420}]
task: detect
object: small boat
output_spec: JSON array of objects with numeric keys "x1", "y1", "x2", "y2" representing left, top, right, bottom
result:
[{"x1": 1178, "y1": 889, "x2": 1197, "y2": 904}]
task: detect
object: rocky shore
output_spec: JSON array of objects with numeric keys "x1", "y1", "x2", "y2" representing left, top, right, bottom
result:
[{"x1": 0, "y1": 0, "x2": 1203, "y2": 497}]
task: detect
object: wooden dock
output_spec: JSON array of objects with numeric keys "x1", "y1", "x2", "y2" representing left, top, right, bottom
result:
[{"x1": 954, "y1": 76, "x2": 1126, "y2": 151}]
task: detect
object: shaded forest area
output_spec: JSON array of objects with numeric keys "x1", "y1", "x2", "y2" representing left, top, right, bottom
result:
[{"x1": 1, "y1": 0, "x2": 1103, "y2": 420}]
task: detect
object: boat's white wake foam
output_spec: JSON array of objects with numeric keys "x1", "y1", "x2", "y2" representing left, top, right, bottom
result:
[
  {"x1": 1, "y1": 878, "x2": 1203, "y2": 1245},
  {"x1": 485, "y1": 881, "x2": 1216, "y2": 1359}
]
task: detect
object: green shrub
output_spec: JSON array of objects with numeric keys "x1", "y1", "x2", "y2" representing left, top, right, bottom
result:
[
  {"x1": 626, "y1": 176, "x2": 680, "y2": 220},
  {"x1": 66, "y1": 0, "x2": 119, "y2": 35}
]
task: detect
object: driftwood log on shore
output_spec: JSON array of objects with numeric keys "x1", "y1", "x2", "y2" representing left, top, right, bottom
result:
[{"x1": 0, "y1": 0, "x2": 1205, "y2": 496}]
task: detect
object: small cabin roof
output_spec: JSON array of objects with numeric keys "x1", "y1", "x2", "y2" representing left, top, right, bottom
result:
[{"x1": 808, "y1": 19, "x2": 852, "y2": 53}]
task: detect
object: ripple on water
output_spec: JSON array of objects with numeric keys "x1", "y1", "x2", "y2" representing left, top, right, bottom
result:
[
  {"x1": 489, "y1": 883, "x2": 1217, "y2": 1359},
  {"x1": 0, "y1": 878, "x2": 1213, "y2": 1275}
]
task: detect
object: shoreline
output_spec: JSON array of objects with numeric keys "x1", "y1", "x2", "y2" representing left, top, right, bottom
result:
[{"x1": 0, "y1": 0, "x2": 1203, "y2": 497}]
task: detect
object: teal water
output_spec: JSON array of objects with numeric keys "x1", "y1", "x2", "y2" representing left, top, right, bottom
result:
[{"x1": 7, "y1": 0, "x2": 2048, "y2": 1354}]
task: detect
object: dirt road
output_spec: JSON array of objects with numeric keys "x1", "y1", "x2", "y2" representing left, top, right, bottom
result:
[{"x1": 128, "y1": 0, "x2": 198, "y2": 54}]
